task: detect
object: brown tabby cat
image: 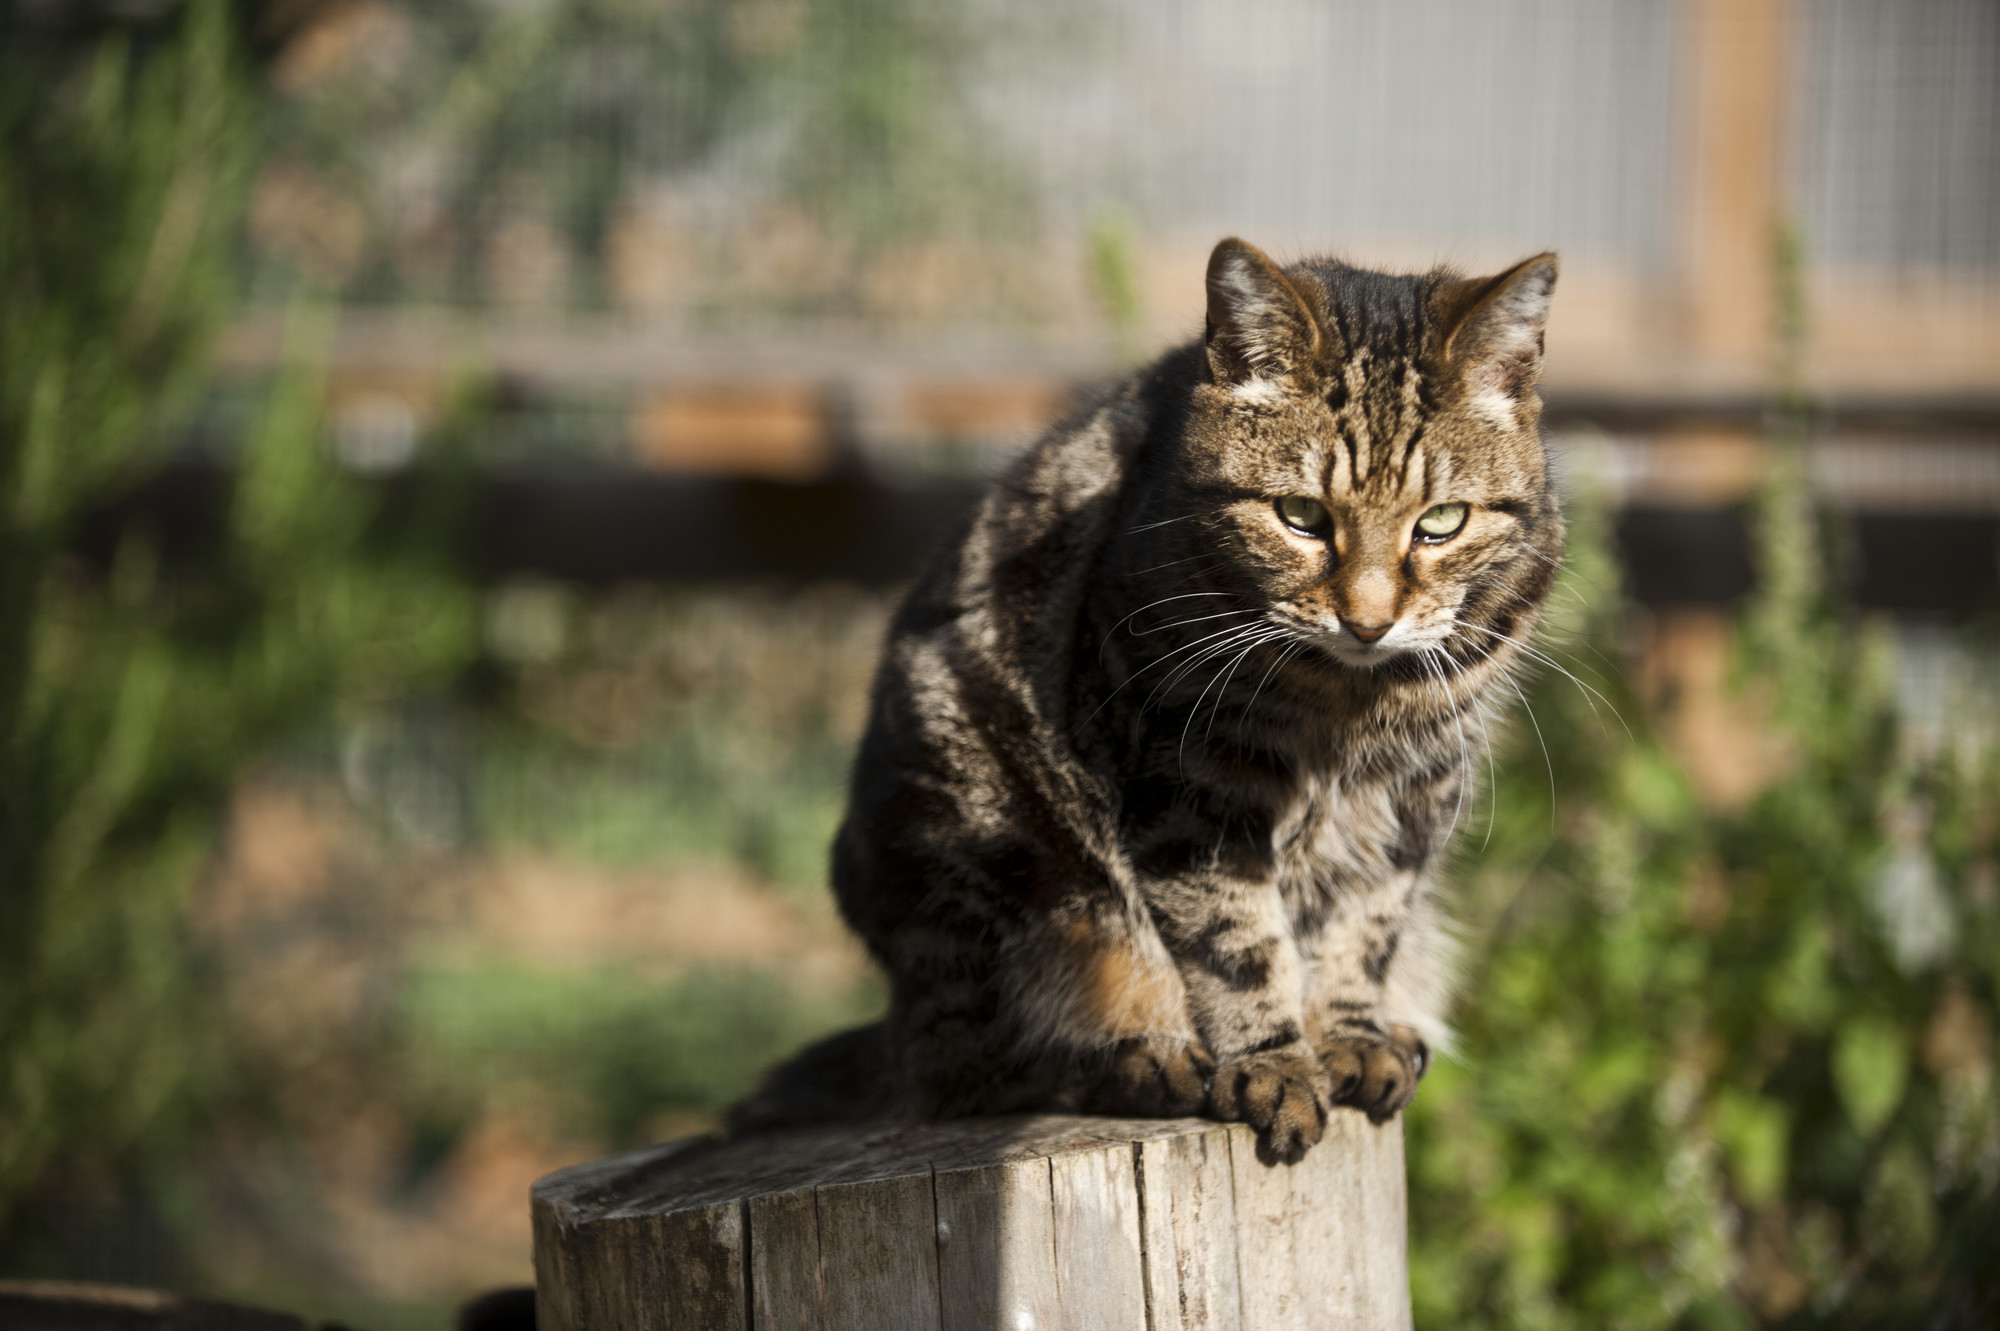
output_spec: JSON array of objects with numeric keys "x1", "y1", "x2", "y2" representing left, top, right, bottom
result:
[{"x1": 731, "y1": 237, "x2": 1562, "y2": 1162}]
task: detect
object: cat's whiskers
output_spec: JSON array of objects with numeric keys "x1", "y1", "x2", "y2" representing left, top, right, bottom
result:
[
  {"x1": 1450, "y1": 618, "x2": 1629, "y2": 739},
  {"x1": 1150, "y1": 623, "x2": 1282, "y2": 711},
  {"x1": 1132, "y1": 608, "x2": 1261, "y2": 636},
  {"x1": 1467, "y1": 695, "x2": 1502, "y2": 851},
  {"x1": 1127, "y1": 551, "x2": 1225, "y2": 578},
  {"x1": 1198, "y1": 626, "x2": 1291, "y2": 747},
  {"x1": 1239, "y1": 638, "x2": 1303, "y2": 724},
  {"x1": 1500, "y1": 670, "x2": 1558, "y2": 829},
  {"x1": 1420, "y1": 632, "x2": 1526, "y2": 850},
  {"x1": 1100, "y1": 593, "x2": 1254, "y2": 666},
  {"x1": 1125, "y1": 512, "x2": 1206, "y2": 535},
  {"x1": 1417, "y1": 648, "x2": 1474, "y2": 844},
  {"x1": 1487, "y1": 580, "x2": 1626, "y2": 687},
  {"x1": 1075, "y1": 618, "x2": 1275, "y2": 732},
  {"x1": 1182, "y1": 627, "x2": 1292, "y2": 767},
  {"x1": 1515, "y1": 540, "x2": 1618, "y2": 604},
  {"x1": 1107, "y1": 591, "x2": 1237, "y2": 640}
]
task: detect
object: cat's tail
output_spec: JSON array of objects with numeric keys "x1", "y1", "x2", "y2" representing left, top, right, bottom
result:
[{"x1": 725, "y1": 1021, "x2": 898, "y2": 1137}]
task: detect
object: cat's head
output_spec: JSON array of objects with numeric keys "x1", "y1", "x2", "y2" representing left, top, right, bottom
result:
[{"x1": 1180, "y1": 237, "x2": 1563, "y2": 672}]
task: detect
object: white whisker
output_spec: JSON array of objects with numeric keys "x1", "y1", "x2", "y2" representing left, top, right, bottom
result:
[
  {"x1": 1452, "y1": 618, "x2": 1630, "y2": 740},
  {"x1": 1076, "y1": 620, "x2": 1275, "y2": 731},
  {"x1": 1108, "y1": 591, "x2": 1235, "y2": 638},
  {"x1": 1502, "y1": 672, "x2": 1557, "y2": 831},
  {"x1": 1182, "y1": 629, "x2": 1289, "y2": 767},
  {"x1": 1470, "y1": 695, "x2": 1500, "y2": 852},
  {"x1": 1241, "y1": 638, "x2": 1302, "y2": 719},
  {"x1": 1127, "y1": 552, "x2": 1221, "y2": 577},
  {"x1": 1150, "y1": 624, "x2": 1275, "y2": 708},
  {"x1": 1126, "y1": 513, "x2": 1202, "y2": 535},
  {"x1": 1420, "y1": 648, "x2": 1472, "y2": 845},
  {"x1": 1132, "y1": 608, "x2": 1261, "y2": 636},
  {"x1": 1201, "y1": 629, "x2": 1287, "y2": 745}
]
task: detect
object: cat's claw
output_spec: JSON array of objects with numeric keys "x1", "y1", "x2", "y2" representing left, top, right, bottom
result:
[
  {"x1": 1209, "y1": 1046, "x2": 1330, "y2": 1164},
  {"x1": 1319, "y1": 1024, "x2": 1429, "y2": 1123}
]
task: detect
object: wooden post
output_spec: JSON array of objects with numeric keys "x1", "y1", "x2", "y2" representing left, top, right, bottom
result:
[
  {"x1": 1680, "y1": 0, "x2": 1790, "y2": 361},
  {"x1": 533, "y1": 1112, "x2": 1410, "y2": 1331}
]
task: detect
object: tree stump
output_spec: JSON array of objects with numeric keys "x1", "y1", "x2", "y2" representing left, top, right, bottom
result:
[{"x1": 532, "y1": 1112, "x2": 1411, "y2": 1330}]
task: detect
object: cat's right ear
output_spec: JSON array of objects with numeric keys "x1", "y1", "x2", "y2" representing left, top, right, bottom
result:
[{"x1": 1204, "y1": 238, "x2": 1323, "y2": 388}]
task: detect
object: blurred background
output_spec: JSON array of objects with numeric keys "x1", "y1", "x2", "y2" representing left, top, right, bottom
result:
[{"x1": 1, "y1": 0, "x2": 1996, "y2": 1327}]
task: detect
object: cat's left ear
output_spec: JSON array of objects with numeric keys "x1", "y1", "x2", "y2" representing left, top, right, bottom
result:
[
  {"x1": 1435, "y1": 253, "x2": 1558, "y2": 431},
  {"x1": 1205, "y1": 237, "x2": 1323, "y2": 388}
]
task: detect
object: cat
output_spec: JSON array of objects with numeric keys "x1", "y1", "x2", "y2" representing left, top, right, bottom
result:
[{"x1": 730, "y1": 237, "x2": 1562, "y2": 1163}]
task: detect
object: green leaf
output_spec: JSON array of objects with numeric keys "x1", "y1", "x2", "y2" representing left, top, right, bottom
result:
[
  {"x1": 1710, "y1": 1090, "x2": 1789, "y2": 1207},
  {"x1": 1832, "y1": 1016, "x2": 1908, "y2": 1138}
]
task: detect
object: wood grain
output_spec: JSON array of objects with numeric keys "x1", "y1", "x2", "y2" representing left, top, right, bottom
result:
[
  {"x1": 813, "y1": 1172, "x2": 941, "y2": 1331},
  {"x1": 934, "y1": 1159, "x2": 1062, "y2": 1331},
  {"x1": 1136, "y1": 1124, "x2": 1243, "y2": 1330},
  {"x1": 748, "y1": 1188, "x2": 823, "y2": 1331},
  {"x1": 1049, "y1": 1142, "x2": 1148, "y2": 1329}
]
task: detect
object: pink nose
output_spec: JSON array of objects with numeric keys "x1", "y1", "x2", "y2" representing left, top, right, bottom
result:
[{"x1": 1345, "y1": 621, "x2": 1392, "y2": 643}]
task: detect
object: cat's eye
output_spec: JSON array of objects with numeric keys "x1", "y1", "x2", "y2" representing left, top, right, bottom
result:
[
  {"x1": 1275, "y1": 495, "x2": 1331, "y2": 536},
  {"x1": 1414, "y1": 502, "x2": 1469, "y2": 540}
]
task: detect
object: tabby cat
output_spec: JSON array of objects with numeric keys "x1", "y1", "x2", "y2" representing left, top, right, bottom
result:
[{"x1": 731, "y1": 237, "x2": 1562, "y2": 1162}]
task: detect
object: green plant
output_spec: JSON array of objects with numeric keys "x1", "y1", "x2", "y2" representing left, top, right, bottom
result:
[
  {"x1": 1405, "y1": 459, "x2": 1998, "y2": 1328},
  {"x1": 0, "y1": 0, "x2": 476, "y2": 1239}
]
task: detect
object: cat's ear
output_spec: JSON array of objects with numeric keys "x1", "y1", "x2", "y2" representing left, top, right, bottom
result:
[
  {"x1": 1204, "y1": 237, "x2": 1323, "y2": 387},
  {"x1": 1435, "y1": 252, "x2": 1558, "y2": 431}
]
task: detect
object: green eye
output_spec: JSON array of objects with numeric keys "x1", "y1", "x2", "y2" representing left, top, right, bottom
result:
[
  {"x1": 1415, "y1": 502, "x2": 1469, "y2": 540},
  {"x1": 1275, "y1": 495, "x2": 1331, "y2": 536}
]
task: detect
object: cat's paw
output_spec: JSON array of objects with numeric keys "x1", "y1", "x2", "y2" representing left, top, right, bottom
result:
[
  {"x1": 1209, "y1": 1046, "x2": 1330, "y2": 1164},
  {"x1": 1319, "y1": 1024, "x2": 1429, "y2": 1123},
  {"x1": 1089, "y1": 1036, "x2": 1213, "y2": 1116}
]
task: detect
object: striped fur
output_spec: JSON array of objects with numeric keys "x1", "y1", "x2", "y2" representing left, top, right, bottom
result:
[{"x1": 730, "y1": 239, "x2": 1563, "y2": 1162}]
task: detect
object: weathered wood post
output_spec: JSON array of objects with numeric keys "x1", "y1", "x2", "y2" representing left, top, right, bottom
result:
[{"x1": 533, "y1": 1112, "x2": 1411, "y2": 1330}]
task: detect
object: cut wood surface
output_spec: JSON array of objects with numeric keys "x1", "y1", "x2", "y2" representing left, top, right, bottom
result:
[{"x1": 533, "y1": 1111, "x2": 1410, "y2": 1331}]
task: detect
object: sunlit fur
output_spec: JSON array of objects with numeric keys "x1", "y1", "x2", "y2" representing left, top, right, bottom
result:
[{"x1": 730, "y1": 239, "x2": 1563, "y2": 1163}]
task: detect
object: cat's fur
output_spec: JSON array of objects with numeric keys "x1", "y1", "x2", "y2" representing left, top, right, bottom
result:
[{"x1": 731, "y1": 238, "x2": 1562, "y2": 1162}]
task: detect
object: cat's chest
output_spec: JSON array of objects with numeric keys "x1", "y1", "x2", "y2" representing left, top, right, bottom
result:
[{"x1": 1273, "y1": 770, "x2": 1411, "y2": 914}]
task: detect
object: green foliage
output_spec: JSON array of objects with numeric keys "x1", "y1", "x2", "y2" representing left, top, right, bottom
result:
[
  {"x1": 0, "y1": 4, "x2": 475, "y2": 1227},
  {"x1": 471, "y1": 582, "x2": 883, "y2": 889},
  {"x1": 399, "y1": 962, "x2": 883, "y2": 1147},
  {"x1": 1407, "y1": 462, "x2": 2000, "y2": 1327},
  {"x1": 477, "y1": 718, "x2": 853, "y2": 889}
]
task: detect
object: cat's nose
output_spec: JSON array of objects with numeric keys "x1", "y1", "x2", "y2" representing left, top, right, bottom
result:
[{"x1": 1345, "y1": 620, "x2": 1393, "y2": 643}]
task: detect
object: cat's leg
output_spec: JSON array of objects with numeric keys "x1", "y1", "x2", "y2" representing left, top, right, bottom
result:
[
  {"x1": 1146, "y1": 872, "x2": 1330, "y2": 1163},
  {"x1": 1301, "y1": 875, "x2": 1434, "y2": 1123},
  {"x1": 857, "y1": 825, "x2": 1211, "y2": 1120},
  {"x1": 1121, "y1": 766, "x2": 1330, "y2": 1160},
  {"x1": 1008, "y1": 907, "x2": 1210, "y2": 1118},
  {"x1": 883, "y1": 935, "x2": 1024, "y2": 1118}
]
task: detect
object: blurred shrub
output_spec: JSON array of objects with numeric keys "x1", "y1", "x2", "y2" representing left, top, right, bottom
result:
[
  {"x1": 249, "y1": 0, "x2": 1035, "y2": 314},
  {"x1": 1407, "y1": 460, "x2": 2000, "y2": 1328},
  {"x1": 398, "y1": 962, "x2": 883, "y2": 1148},
  {"x1": 0, "y1": 0, "x2": 475, "y2": 1238},
  {"x1": 475, "y1": 583, "x2": 886, "y2": 888}
]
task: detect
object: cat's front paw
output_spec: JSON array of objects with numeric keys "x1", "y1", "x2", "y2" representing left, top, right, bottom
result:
[
  {"x1": 1209, "y1": 1046, "x2": 1330, "y2": 1164},
  {"x1": 1319, "y1": 1024, "x2": 1429, "y2": 1123},
  {"x1": 1088, "y1": 1036, "x2": 1213, "y2": 1117}
]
